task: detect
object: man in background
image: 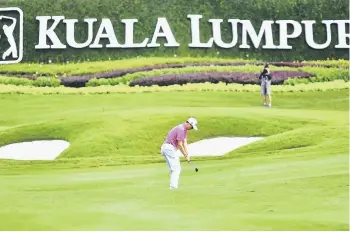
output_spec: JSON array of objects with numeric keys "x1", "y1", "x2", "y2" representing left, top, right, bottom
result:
[
  {"x1": 160, "y1": 117, "x2": 198, "y2": 189},
  {"x1": 259, "y1": 64, "x2": 272, "y2": 107}
]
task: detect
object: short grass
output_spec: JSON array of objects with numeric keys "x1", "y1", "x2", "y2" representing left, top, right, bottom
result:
[{"x1": 0, "y1": 89, "x2": 348, "y2": 230}]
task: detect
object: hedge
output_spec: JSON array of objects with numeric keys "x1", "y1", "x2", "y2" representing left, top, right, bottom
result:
[
  {"x1": 4, "y1": 0, "x2": 349, "y2": 62},
  {"x1": 0, "y1": 80, "x2": 347, "y2": 95},
  {"x1": 54, "y1": 61, "x2": 350, "y2": 87},
  {"x1": 0, "y1": 76, "x2": 61, "y2": 87},
  {"x1": 2, "y1": 64, "x2": 346, "y2": 87},
  {"x1": 0, "y1": 58, "x2": 348, "y2": 78},
  {"x1": 86, "y1": 65, "x2": 348, "y2": 87},
  {"x1": 0, "y1": 57, "x2": 255, "y2": 76},
  {"x1": 128, "y1": 71, "x2": 315, "y2": 87}
]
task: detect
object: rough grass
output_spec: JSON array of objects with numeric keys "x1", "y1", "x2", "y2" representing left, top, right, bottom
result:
[{"x1": 0, "y1": 86, "x2": 348, "y2": 230}]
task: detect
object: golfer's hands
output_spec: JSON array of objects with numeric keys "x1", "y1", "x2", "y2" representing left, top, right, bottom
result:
[{"x1": 185, "y1": 155, "x2": 190, "y2": 162}]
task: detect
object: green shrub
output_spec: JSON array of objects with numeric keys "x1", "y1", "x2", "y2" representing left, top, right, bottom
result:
[
  {"x1": 33, "y1": 77, "x2": 61, "y2": 87},
  {"x1": 0, "y1": 80, "x2": 347, "y2": 95},
  {"x1": 303, "y1": 59, "x2": 350, "y2": 68},
  {"x1": 0, "y1": 57, "x2": 255, "y2": 76},
  {"x1": 287, "y1": 67, "x2": 349, "y2": 84},
  {"x1": 0, "y1": 76, "x2": 61, "y2": 87},
  {"x1": 0, "y1": 76, "x2": 34, "y2": 86},
  {"x1": 86, "y1": 65, "x2": 348, "y2": 87}
]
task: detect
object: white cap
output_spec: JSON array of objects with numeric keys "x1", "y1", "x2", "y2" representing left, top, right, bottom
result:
[{"x1": 187, "y1": 117, "x2": 198, "y2": 130}]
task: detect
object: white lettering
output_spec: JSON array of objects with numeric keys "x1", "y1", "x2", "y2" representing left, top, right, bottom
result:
[
  {"x1": 275, "y1": 20, "x2": 302, "y2": 49},
  {"x1": 33, "y1": 15, "x2": 346, "y2": 51},
  {"x1": 240, "y1": 20, "x2": 276, "y2": 49},
  {"x1": 147, "y1": 17, "x2": 179, "y2": 47},
  {"x1": 334, "y1": 20, "x2": 350, "y2": 48},
  {"x1": 302, "y1": 20, "x2": 333, "y2": 49},
  {"x1": 35, "y1": 16, "x2": 66, "y2": 49},
  {"x1": 187, "y1": 14, "x2": 213, "y2": 47},
  {"x1": 89, "y1": 19, "x2": 122, "y2": 48},
  {"x1": 63, "y1": 18, "x2": 97, "y2": 48},
  {"x1": 121, "y1": 19, "x2": 149, "y2": 48},
  {"x1": 208, "y1": 19, "x2": 239, "y2": 48}
]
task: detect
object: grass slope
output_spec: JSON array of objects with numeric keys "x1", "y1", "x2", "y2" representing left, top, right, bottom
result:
[{"x1": 0, "y1": 90, "x2": 348, "y2": 230}]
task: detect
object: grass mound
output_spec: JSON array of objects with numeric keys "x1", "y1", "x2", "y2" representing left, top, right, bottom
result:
[
  {"x1": 0, "y1": 58, "x2": 348, "y2": 231},
  {"x1": 0, "y1": 90, "x2": 348, "y2": 231},
  {"x1": 0, "y1": 90, "x2": 347, "y2": 168}
]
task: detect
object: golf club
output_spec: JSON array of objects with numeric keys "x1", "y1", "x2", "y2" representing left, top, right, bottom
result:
[{"x1": 187, "y1": 160, "x2": 199, "y2": 172}]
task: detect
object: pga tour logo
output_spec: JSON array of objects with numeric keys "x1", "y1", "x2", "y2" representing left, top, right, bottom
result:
[{"x1": 0, "y1": 7, "x2": 23, "y2": 64}]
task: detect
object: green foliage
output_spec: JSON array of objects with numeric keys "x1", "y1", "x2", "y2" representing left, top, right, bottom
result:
[
  {"x1": 0, "y1": 80, "x2": 347, "y2": 95},
  {"x1": 33, "y1": 77, "x2": 61, "y2": 87},
  {"x1": 0, "y1": 76, "x2": 33, "y2": 86},
  {"x1": 0, "y1": 57, "x2": 348, "y2": 77},
  {"x1": 116, "y1": 65, "x2": 267, "y2": 85},
  {"x1": 0, "y1": 57, "x2": 255, "y2": 76},
  {"x1": 283, "y1": 67, "x2": 349, "y2": 85},
  {"x1": 1, "y1": 58, "x2": 347, "y2": 88},
  {"x1": 0, "y1": 76, "x2": 61, "y2": 87},
  {"x1": 4, "y1": 0, "x2": 349, "y2": 62},
  {"x1": 86, "y1": 65, "x2": 348, "y2": 86},
  {"x1": 302, "y1": 59, "x2": 350, "y2": 68}
]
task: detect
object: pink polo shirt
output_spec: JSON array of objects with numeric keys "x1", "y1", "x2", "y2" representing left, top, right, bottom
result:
[{"x1": 164, "y1": 123, "x2": 187, "y2": 148}]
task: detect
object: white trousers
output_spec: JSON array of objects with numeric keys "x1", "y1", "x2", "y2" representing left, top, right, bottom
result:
[{"x1": 161, "y1": 143, "x2": 181, "y2": 189}]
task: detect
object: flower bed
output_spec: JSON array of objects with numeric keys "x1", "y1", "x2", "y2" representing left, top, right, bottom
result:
[
  {"x1": 3, "y1": 60, "x2": 344, "y2": 88},
  {"x1": 0, "y1": 80, "x2": 347, "y2": 95},
  {"x1": 60, "y1": 61, "x2": 349, "y2": 87},
  {"x1": 59, "y1": 62, "x2": 256, "y2": 87},
  {"x1": 0, "y1": 76, "x2": 61, "y2": 87},
  {"x1": 4, "y1": 63, "x2": 347, "y2": 88},
  {"x1": 129, "y1": 71, "x2": 315, "y2": 87}
]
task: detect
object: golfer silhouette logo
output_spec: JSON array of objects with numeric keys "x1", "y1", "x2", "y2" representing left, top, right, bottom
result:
[
  {"x1": 0, "y1": 7, "x2": 23, "y2": 64},
  {"x1": 0, "y1": 16, "x2": 18, "y2": 60}
]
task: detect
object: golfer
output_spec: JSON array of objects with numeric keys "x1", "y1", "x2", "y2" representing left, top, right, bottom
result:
[
  {"x1": 161, "y1": 117, "x2": 198, "y2": 189},
  {"x1": 259, "y1": 64, "x2": 272, "y2": 107}
]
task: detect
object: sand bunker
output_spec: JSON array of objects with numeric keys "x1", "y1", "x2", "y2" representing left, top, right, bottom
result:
[
  {"x1": 0, "y1": 140, "x2": 70, "y2": 161},
  {"x1": 176, "y1": 137, "x2": 264, "y2": 157}
]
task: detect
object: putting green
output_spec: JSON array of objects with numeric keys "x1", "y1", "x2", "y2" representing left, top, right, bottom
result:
[{"x1": 0, "y1": 90, "x2": 348, "y2": 230}]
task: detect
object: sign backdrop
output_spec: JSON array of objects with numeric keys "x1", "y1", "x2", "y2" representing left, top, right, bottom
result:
[{"x1": 1, "y1": 0, "x2": 349, "y2": 63}]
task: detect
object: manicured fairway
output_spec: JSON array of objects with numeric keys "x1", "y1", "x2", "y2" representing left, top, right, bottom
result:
[{"x1": 0, "y1": 90, "x2": 348, "y2": 230}]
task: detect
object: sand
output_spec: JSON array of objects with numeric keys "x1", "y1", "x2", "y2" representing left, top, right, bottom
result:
[
  {"x1": 0, "y1": 140, "x2": 70, "y2": 161},
  {"x1": 175, "y1": 136, "x2": 264, "y2": 157}
]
